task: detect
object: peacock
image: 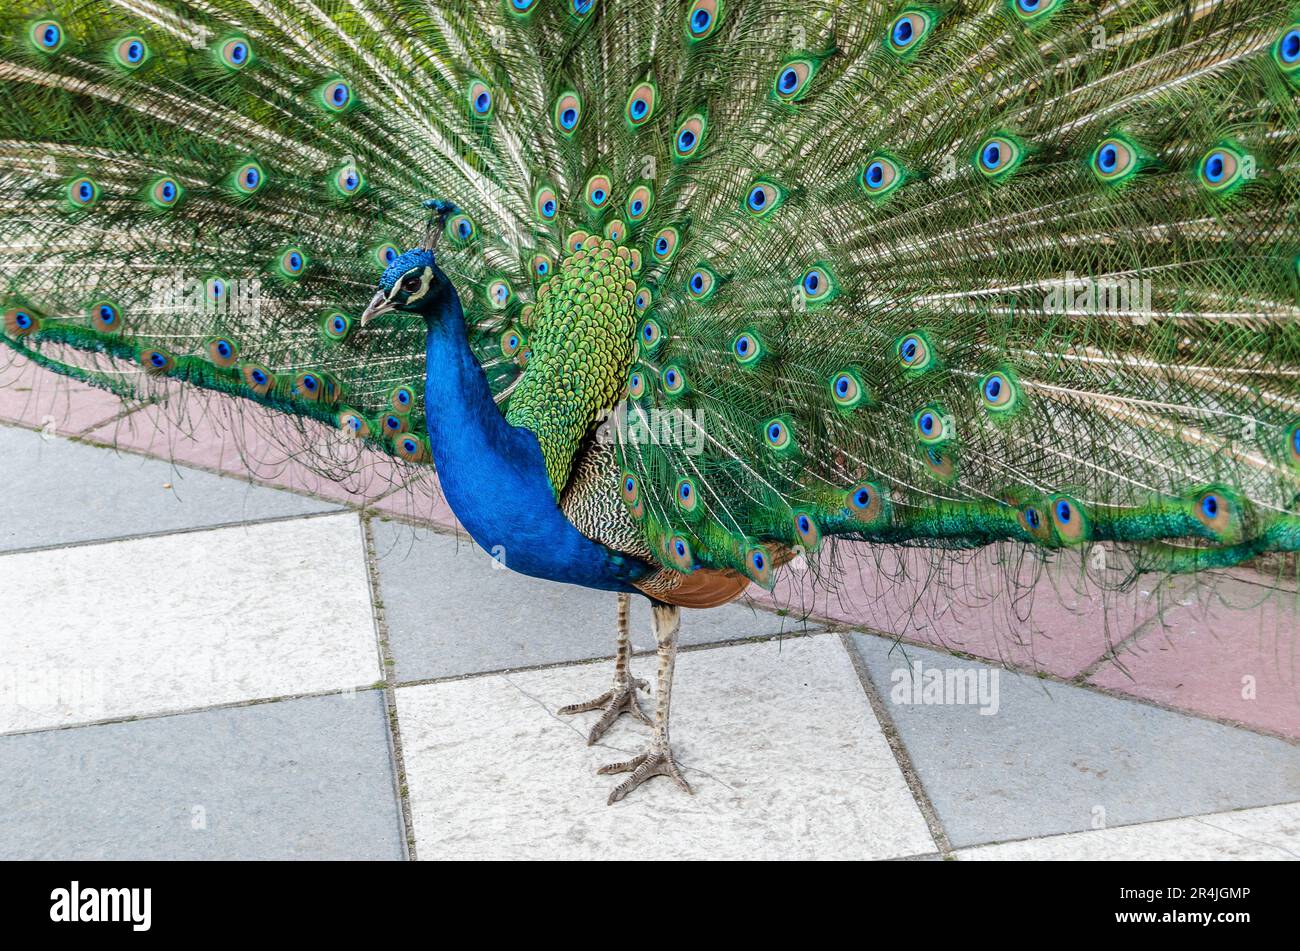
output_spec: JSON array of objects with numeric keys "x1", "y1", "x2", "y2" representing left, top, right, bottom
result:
[{"x1": 2, "y1": 0, "x2": 1299, "y2": 804}]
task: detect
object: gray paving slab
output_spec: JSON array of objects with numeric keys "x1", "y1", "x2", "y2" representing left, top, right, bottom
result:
[
  {"x1": 0, "y1": 692, "x2": 404, "y2": 860},
  {"x1": 851, "y1": 632, "x2": 1300, "y2": 848},
  {"x1": 0, "y1": 424, "x2": 339, "y2": 552},
  {"x1": 372, "y1": 519, "x2": 820, "y2": 681}
]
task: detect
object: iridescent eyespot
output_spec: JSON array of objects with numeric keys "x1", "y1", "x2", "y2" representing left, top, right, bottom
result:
[
  {"x1": 1049, "y1": 494, "x2": 1089, "y2": 543},
  {"x1": 980, "y1": 370, "x2": 1020, "y2": 413},
  {"x1": 149, "y1": 176, "x2": 182, "y2": 208},
  {"x1": 628, "y1": 248, "x2": 643, "y2": 274},
  {"x1": 1192, "y1": 489, "x2": 1237, "y2": 537},
  {"x1": 1090, "y1": 135, "x2": 1141, "y2": 185},
  {"x1": 295, "y1": 371, "x2": 338, "y2": 403},
  {"x1": 914, "y1": 405, "x2": 950, "y2": 444},
  {"x1": 585, "y1": 174, "x2": 612, "y2": 210},
  {"x1": 1274, "y1": 25, "x2": 1300, "y2": 75},
  {"x1": 140, "y1": 348, "x2": 175, "y2": 374},
  {"x1": 662, "y1": 364, "x2": 687, "y2": 396},
  {"x1": 859, "y1": 154, "x2": 905, "y2": 200},
  {"x1": 922, "y1": 445, "x2": 957, "y2": 483},
  {"x1": 1286, "y1": 422, "x2": 1300, "y2": 468},
  {"x1": 847, "y1": 481, "x2": 885, "y2": 523},
  {"x1": 205, "y1": 277, "x2": 228, "y2": 306},
  {"x1": 743, "y1": 180, "x2": 783, "y2": 217},
  {"x1": 391, "y1": 385, "x2": 416, "y2": 413},
  {"x1": 233, "y1": 161, "x2": 266, "y2": 195},
  {"x1": 31, "y1": 20, "x2": 65, "y2": 53},
  {"x1": 467, "y1": 80, "x2": 493, "y2": 118},
  {"x1": 686, "y1": 266, "x2": 717, "y2": 301},
  {"x1": 685, "y1": 0, "x2": 722, "y2": 42},
  {"x1": 571, "y1": 0, "x2": 595, "y2": 18},
  {"x1": 799, "y1": 265, "x2": 837, "y2": 305},
  {"x1": 217, "y1": 36, "x2": 252, "y2": 71},
  {"x1": 501, "y1": 328, "x2": 524, "y2": 357},
  {"x1": 67, "y1": 177, "x2": 98, "y2": 209},
  {"x1": 566, "y1": 231, "x2": 588, "y2": 254},
  {"x1": 885, "y1": 9, "x2": 937, "y2": 57},
  {"x1": 554, "y1": 92, "x2": 582, "y2": 136},
  {"x1": 668, "y1": 535, "x2": 694, "y2": 571},
  {"x1": 534, "y1": 186, "x2": 559, "y2": 222},
  {"x1": 732, "y1": 330, "x2": 764, "y2": 366},
  {"x1": 1008, "y1": 0, "x2": 1064, "y2": 24},
  {"x1": 1017, "y1": 501, "x2": 1052, "y2": 541},
  {"x1": 242, "y1": 364, "x2": 275, "y2": 395},
  {"x1": 395, "y1": 434, "x2": 429, "y2": 462},
  {"x1": 626, "y1": 81, "x2": 657, "y2": 128},
  {"x1": 445, "y1": 213, "x2": 476, "y2": 244},
  {"x1": 604, "y1": 219, "x2": 626, "y2": 243},
  {"x1": 338, "y1": 410, "x2": 371, "y2": 438},
  {"x1": 897, "y1": 332, "x2": 935, "y2": 372},
  {"x1": 5, "y1": 306, "x2": 41, "y2": 337},
  {"x1": 508, "y1": 0, "x2": 539, "y2": 14},
  {"x1": 627, "y1": 367, "x2": 648, "y2": 399},
  {"x1": 675, "y1": 478, "x2": 698, "y2": 513},
  {"x1": 773, "y1": 58, "x2": 816, "y2": 102},
  {"x1": 621, "y1": 472, "x2": 640, "y2": 505},
  {"x1": 278, "y1": 246, "x2": 307, "y2": 278},
  {"x1": 531, "y1": 254, "x2": 553, "y2": 279},
  {"x1": 744, "y1": 544, "x2": 775, "y2": 587},
  {"x1": 323, "y1": 311, "x2": 352, "y2": 341},
  {"x1": 634, "y1": 287, "x2": 652, "y2": 313},
  {"x1": 207, "y1": 337, "x2": 239, "y2": 368},
  {"x1": 332, "y1": 164, "x2": 364, "y2": 197},
  {"x1": 626, "y1": 184, "x2": 653, "y2": 222},
  {"x1": 90, "y1": 301, "x2": 121, "y2": 333},
  {"x1": 113, "y1": 35, "x2": 149, "y2": 70},
  {"x1": 763, "y1": 416, "x2": 794, "y2": 453},
  {"x1": 674, "y1": 114, "x2": 706, "y2": 160},
  {"x1": 651, "y1": 227, "x2": 680, "y2": 262},
  {"x1": 793, "y1": 511, "x2": 821, "y2": 550},
  {"x1": 381, "y1": 413, "x2": 408, "y2": 436},
  {"x1": 639, "y1": 318, "x2": 663, "y2": 351},
  {"x1": 1198, "y1": 144, "x2": 1248, "y2": 193},
  {"x1": 975, "y1": 134, "x2": 1024, "y2": 180},
  {"x1": 487, "y1": 279, "x2": 512, "y2": 309},
  {"x1": 374, "y1": 243, "x2": 399, "y2": 268},
  {"x1": 830, "y1": 368, "x2": 865, "y2": 410},
  {"x1": 320, "y1": 79, "x2": 352, "y2": 113}
]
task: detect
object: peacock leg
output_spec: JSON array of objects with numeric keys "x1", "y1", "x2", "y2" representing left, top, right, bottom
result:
[
  {"x1": 558, "y1": 592, "x2": 651, "y2": 744},
  {"x1": 598, "y1": 600, "x2": 692, "y2": 804}
]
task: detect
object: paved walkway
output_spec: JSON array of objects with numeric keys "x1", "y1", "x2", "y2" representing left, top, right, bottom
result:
[{"x1": 1, "y1": 354, "x2": 1298, "y2": 859}]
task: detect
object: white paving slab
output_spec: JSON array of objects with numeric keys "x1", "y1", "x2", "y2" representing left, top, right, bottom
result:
[
  {"x1": 398, "y1": 633, "x2": 935, "y2": 860},
  {"x1": 0, "y1": 513, "x2": 381, "y2": 733},
  {"x1": 957, "y1": 802, "x2": 1300, "y2": 861}
]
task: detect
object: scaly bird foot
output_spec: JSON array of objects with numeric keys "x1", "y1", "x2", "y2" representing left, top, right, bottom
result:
[
  {"x1": 557, "y1": 677, "x2": 651, "y2": 745},
  {"x1": 598, "y1": 744, "x2": 692, "y2": 804}
]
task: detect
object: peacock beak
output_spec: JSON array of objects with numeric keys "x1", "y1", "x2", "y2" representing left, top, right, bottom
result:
[{"x1": 360, "y1": 290, "x2": 394, "y2": 325}]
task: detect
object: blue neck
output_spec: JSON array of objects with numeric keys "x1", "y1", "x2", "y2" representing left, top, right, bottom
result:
[{"x1": 419, "y1": 287, "x2": 646, "y2": 592}]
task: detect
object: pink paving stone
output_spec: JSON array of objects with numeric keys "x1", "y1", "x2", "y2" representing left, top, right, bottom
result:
[
  {"x1": 1089, "y1": 573, "x2": 1300, "y2": 739},
  {"x1": 754, "y1": 542, "x2": 1215, "y2": 679},
  {"x1": 83, "y1": 387, "x2": 409, "y2": 507},
  {"x1": 0, "y1": 349, "x2": 133, "y2": 435},
  {"x1": 369, "y1": 471, "x2": 461, "y2": 531}
]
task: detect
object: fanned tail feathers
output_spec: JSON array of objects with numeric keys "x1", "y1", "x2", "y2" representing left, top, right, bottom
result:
[{"x1": 1, "y1": 0, "x2": 1297, "y2": 598}]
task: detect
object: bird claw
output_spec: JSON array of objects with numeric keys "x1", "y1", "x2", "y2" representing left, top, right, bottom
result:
[
  {"x1": 557, "y1": 677, "x2": 651, "y2": 744},
  {"x1": 598, "y1": 745, "x2": 692, "y2": 804}
]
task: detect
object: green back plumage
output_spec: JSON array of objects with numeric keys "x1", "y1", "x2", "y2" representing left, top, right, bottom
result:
[{"x1": 1, "y1": 0, "x2": 1298, "y2": 594}]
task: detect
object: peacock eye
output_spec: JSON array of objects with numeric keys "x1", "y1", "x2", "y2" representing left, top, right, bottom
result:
[{"x1": 401, "y1": 275, "x2": 422, "y2": 293}]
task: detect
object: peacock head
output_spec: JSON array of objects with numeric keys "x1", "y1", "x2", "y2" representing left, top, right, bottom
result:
[
  {"x1": 361, "y1": 247, "x2": 449, "y2": 324},
  {"x1": 361, "y1": 199, "x2": 459, "y2": 324}
]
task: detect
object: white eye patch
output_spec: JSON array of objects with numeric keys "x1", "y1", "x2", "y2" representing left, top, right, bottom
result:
[{"x1": 392, "y1": 266, "x2": 435, "y2": 305}]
